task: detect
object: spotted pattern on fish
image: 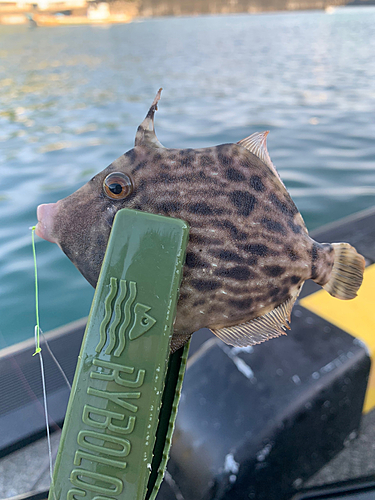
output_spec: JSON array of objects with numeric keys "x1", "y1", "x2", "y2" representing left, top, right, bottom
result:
[
  {"x1": 49, "y1": 141, "x2": 331, "y2": 346},
  {"x1": 36, "y1": 91, "x2": 364, "y2": 353}
]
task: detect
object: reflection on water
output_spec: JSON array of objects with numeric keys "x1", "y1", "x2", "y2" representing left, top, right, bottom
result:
[{"x1": 0, "y1": 7, "x2": 375, "y2": 346}]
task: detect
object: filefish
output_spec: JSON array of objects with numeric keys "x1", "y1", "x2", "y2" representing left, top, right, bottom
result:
[{"x1": 35, "y1": 90, "x2": 365, "y2": 353}]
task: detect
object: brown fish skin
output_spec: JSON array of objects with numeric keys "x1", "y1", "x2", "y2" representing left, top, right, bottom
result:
[{"x1": 35, "y1": 91, "x2": 364, "y2": 353}]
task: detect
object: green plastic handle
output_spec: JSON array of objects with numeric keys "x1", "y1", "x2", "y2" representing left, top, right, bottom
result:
[{"x1": 49, "y1": 208, "x2": 189, "y2": 500}]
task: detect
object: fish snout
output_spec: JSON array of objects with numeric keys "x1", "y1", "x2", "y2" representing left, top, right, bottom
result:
[{"x1": 35, "y1": 202, "x2": 59, "y2": 243}]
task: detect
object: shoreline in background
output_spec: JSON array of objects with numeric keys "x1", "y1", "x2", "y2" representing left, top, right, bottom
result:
[{"x1": 0, "y1": 0, "x2": 373, "y2": 27}]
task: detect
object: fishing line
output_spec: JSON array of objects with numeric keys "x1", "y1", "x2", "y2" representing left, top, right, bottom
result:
[
  {"x1": 34, "y1": 324, "x2": 54, "y2": 485},
  {"x1": 31, "y1": 226, "x2": 72, "y2": 389},
  {"x1": 41, "y1": 330, "x2": 72, "y2": 390},
  {"x1": 31, "y1": 226, "x2": 57, "y2": 496},
  {"x1": 31, "y1": 226, "x2": 41, "y2": 356}
]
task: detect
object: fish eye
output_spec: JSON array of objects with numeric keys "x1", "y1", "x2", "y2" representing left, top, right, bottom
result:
[{"x1": 103, "y1": 172, "x2": 133, "y2": 200}]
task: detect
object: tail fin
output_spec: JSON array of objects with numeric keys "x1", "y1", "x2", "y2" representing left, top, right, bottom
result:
[{"x1": 323, "y1": 243, "x2": 365, "y2": 300}]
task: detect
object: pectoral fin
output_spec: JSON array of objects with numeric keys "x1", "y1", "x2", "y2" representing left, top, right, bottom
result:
[
  {"x1": 211, "y1": 286, "x2": 301, "y2": 347},
  {"x1": 135, "y1": 88, "x2": 165, "y2": 149},
  {"x1": 238, "y1": 131, "x2": 283, "y2": 184}
]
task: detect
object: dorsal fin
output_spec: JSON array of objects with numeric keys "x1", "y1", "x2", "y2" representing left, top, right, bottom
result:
[
  {"x1": 210, "y1": 286, "x2": 301, "y2": 347},
  {"x1": 134, "y1": 88, "x2": 165, "y2": 149},
  {"x1": 237, "y1": 132, "x2": 283, "y2": 183}
]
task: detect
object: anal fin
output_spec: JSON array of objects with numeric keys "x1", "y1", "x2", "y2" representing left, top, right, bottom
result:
[{"x1": 211, "y1": 286, "x2": 301, "y2": 347}]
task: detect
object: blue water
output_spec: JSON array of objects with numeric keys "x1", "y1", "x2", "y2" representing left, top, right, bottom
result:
[{"x1": 1, "y1": 7, "x2": 375, "y2": 347}]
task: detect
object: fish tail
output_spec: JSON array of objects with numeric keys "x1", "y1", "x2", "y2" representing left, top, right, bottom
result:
[{"x1": 322, "y1": 243, "x2": 365, "y2": 300}]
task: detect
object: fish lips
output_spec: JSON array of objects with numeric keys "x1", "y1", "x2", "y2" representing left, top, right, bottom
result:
[
  {"x1": 35, "y1": 202, "x2": 59, "y2": 244},
  {"x1": 36, "y1": 196, "x2": 115, "y2": 288}
]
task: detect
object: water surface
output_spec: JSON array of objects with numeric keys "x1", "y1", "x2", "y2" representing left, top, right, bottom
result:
[{"x1": 1, "y1": 7, "x2": 375, "y2": 346}]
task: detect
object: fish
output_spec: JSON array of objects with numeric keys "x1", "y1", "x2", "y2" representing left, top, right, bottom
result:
[{"x1": 35, "y1": 89, "x2": 365, "y2": 353}]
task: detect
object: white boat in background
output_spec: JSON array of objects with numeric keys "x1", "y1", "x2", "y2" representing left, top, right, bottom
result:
[{"x1": 325, "y1": 5, "x2": 337, "y2": 13}]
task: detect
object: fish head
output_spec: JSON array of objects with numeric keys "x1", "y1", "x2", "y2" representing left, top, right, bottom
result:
[
  {"x1": 35, "y1": 89, "x2": 165, "y2": 287},
  {"x1": 36, "y1": 154, "x2": 137, "y2": 286}
]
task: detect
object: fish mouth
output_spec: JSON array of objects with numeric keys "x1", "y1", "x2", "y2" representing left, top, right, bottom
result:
[{"x1": 35, "y1": 203, "x2": 58, "y2": 244}]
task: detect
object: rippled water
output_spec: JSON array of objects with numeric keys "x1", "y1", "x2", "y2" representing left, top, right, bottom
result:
[{"x1": 1, "y1": 7, "x2": 375, "y2": 347}]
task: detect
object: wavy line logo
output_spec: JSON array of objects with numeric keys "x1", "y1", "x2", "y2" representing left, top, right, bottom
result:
[{"x1": 95, "y1": 277, "x2": 157, "y2": 356}]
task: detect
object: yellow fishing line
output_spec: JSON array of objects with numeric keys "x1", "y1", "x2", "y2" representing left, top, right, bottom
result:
[{"x1": 31, "y1": 226, "x2": 41, "y2": 355}]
